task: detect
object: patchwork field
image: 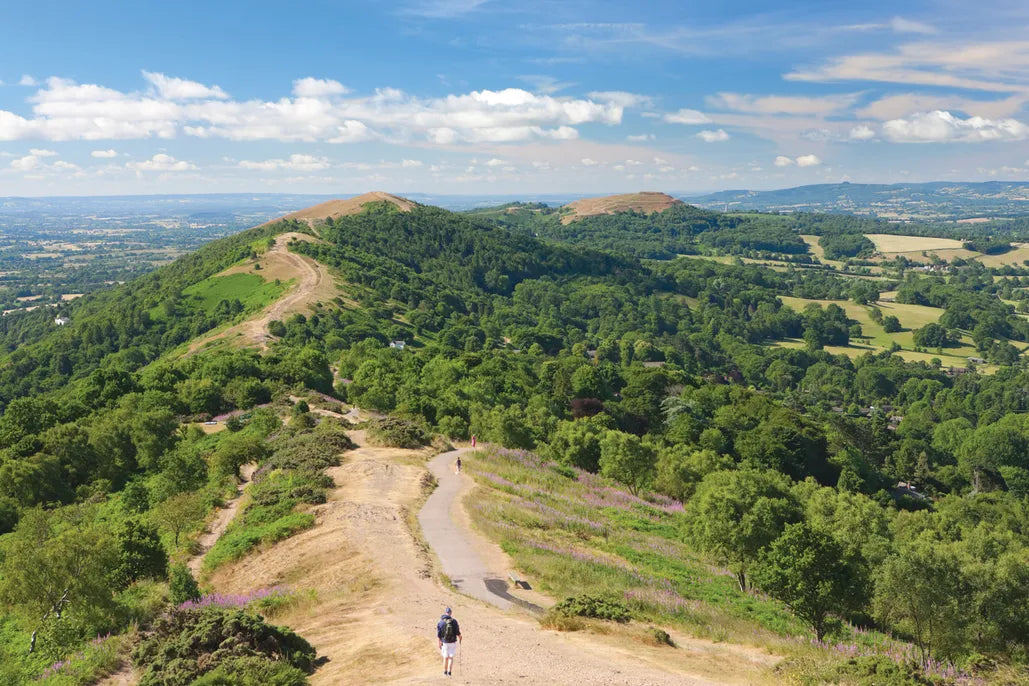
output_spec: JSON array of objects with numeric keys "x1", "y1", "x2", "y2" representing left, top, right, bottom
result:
[{"x1": 776, "y1": 295, "x2": 993, "y2": 369}]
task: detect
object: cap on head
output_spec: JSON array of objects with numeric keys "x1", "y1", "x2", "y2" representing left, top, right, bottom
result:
[{"x1": 445, "y1": 607, "x2": 452, "y2": 615}]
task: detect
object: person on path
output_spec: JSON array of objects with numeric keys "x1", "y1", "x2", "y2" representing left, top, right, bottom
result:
[
  {"x1": 455, "y1": 456, "x2": 462, "y2": 474},
  {"x1": 436, "y1": 606, "x2": 462, "y2": 676}
]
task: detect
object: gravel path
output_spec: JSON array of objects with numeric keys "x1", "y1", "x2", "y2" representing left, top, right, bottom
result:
[{"x1": 419, "y1": 449, "x2": 518, "y2": 610}]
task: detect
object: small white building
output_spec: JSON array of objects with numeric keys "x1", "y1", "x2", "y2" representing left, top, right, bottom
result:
[
  {"x1": 54, "y1": 316, "x2": 69, "y2": 326},
  {"x1": 390, "y1": 340, "x2": 406, "y2": 350}
]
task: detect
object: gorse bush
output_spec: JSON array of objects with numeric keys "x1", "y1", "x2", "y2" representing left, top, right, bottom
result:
[
  {"x1": 132, "y1": 607, "x2": 315, "y2": 686},
  {"x1": 190, "y1": 656, "x2": 309, "y2": 686},
  {"x1": 551, "y1": 594, "x2": 631, "y2": 623},
  {"x1": 366, "y1": 416, "x2": 429, "y2": 448}
]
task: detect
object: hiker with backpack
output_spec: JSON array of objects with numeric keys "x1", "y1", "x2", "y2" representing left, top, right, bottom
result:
[{"x1": 436, "y1": 606, "x2": 462, "y2": 676}]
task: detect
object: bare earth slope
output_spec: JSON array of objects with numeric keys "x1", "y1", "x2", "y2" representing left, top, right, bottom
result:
[
  {"x1": 265, "y1": 191, "x2": 417, "y2": 227},
  {"x1": 561, "y1": 191, "x2": 684, "y2": 224},
  {"x1": 206, "y1": 435, "x2": 779, "y2": 684}
]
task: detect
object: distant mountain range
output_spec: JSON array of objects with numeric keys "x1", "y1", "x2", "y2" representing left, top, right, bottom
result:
[{"x1": 685, "y1": 182, "x2": 1029, "y2": 220}]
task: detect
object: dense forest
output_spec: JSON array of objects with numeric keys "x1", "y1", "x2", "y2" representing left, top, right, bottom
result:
[{"x1": 1, "y1": 199, "x2": 1029, "y2": 683}]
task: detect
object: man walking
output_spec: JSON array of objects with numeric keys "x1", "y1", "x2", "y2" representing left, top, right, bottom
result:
[{"x1": 436, "y1": 606, "x2": 462, "y2": 676}]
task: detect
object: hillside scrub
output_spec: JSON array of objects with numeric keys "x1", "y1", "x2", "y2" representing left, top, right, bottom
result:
[
  {"x1": 202, "y1": 419, "x2": 352, "y2": 573},
  {"x1": 132, "y1": 606, "x2": 315, "y2": 686}
]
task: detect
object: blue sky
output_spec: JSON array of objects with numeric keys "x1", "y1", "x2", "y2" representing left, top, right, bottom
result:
[{"x1": 2, "y1": 0, "x2": 1029, "y2": 196}]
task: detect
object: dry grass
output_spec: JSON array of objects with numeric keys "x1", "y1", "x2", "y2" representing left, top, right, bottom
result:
[
  {"x1": 264, "y1": 191, "x2": 417, "y2": 227},
  {"x1": 866, "y1": 234, "x2": 964, "y2": 253},
  {"x1": 561, "y1": 192, "x2": 683, "y2": 224}
]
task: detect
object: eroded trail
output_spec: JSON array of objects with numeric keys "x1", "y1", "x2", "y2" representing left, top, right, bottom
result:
[
  {"x1": 188, "y1": 462, "x2": 258, "y2": 576},
  {"x1": 206, "y1": 435, "x2": 780, "y2": 685},
  {"x1": 187, "y1": 233, "x2": 336, "y2": 353}
]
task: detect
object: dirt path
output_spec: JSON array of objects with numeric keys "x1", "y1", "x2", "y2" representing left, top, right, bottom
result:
[
  {"x1": 205, "y1": 436, "x2": 780, "y2": 685},
  {"x1": 188, "y1": 462, "x2": 257, "y2": 576},
  {"x1": 187, "y1": 234, "x2": 336, "y2": 353}
]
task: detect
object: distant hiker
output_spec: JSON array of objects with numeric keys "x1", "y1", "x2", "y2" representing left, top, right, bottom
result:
[
  {"x1": 471, "y1": 434, "x2": 476, "y2": 448},
  {"x1": 455, "y1": 456, "x2": 462, "y2": 474},
  {"x1": 436, "y1": 606, "x2": 462, "y2": 676}
]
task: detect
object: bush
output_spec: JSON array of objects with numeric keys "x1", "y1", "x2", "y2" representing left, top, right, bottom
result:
[
  {"x1": 115, "y1": 520, "x2": 168, "y2": 588},
  {"x1": 366, "y1": 417, "x2": 429, "y2": 449},
  {"x1": 169, "y1": 564, "x2": 201, "y2": 605},
  {"x1": 551, "y1": 594, "x2": 630, "y2": 623},
  {"x1": 649, "y1": 627, "x2": 674, "y2": 646},
  {"x1": 190, "y1": 656, "x2": 308, "y2": 686},
  {"x1": 133, "y1": 607, "x2": 316, "y2": 686}
]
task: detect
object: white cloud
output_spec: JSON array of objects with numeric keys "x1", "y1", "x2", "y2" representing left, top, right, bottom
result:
[
  {"x1": 882, "y1": 110, "x2": 1029, "y2": 143},
  {"x1": 518, "y1": 75, "x2": 575, "y2": 94},
  {"x1": 706, "y1": 92, "x2": 859, "y2": 116},
  {"x1": 664, "y1": 108, "x2": 710, "y2": 125},
  {"x1": 238, "y1": 153, "x2": 331, "y2": 171},
  {"x1": 127, "y1": 153, "x2": 196, "y2": 171},
  {"x1": 587, "y1": 90, "x2": 653, "y2": 108},
  {"x1": 889, "y1": 17, "x2": 936, "y2": 35},
  {"x1": 401, "y1": 158, "x2": 423, "y2": 168},
  {"x1": 292, "y1": 77, "x2": 349, "y2": 97},
  {"x1": 696, "y1": 129, "x2": 730, "y2": 142},
  {"x1": 580, "y1": 157, "x2": 599, "y2": 166},
  {"x1": 626, "y1": 133, "x2": 655, "y2": 141},
  {"x1": 786, "y1": 40, "x2": 1029, "y2": 93},
  {"x1": 91, "y1": 149, "x2": 118, "y2": 158},
  {"x1": 849, "y1": 125, "x2": 876, "y2": 140},
  {"x1": 18, "y1": 75, "x2": 37, "y2": 86},
  {"x1": 484, "y1": 158, "x2": 507, "y2": 167},
  {"x1": 29, "y1": 148, "x2": 57, "y2": 156},
  {"x1": 11, "y1": 154, "x2": 42, "y2": 171},
  {"x1": 142, "y1": 71, "x2": 228, "y2": 100},
  {"x1": 0, "y1": 76, "x2": 625, "y2": 145},
  {"x1": 857, "y1": 93, "x2": 1027, "y2": 120},
  {"x1": 774, "y1": 154, "x2": 821, "y2": 166}
]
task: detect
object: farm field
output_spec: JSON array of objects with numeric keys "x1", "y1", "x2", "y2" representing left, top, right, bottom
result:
[{"x1": 776, "y1": 295, "x2": 990, "y2": 368}]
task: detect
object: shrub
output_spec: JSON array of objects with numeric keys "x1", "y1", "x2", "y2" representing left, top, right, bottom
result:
[
  {"x1": 551, "y1": 594, "x2": 630, "y2": 623},
  {"x1": 190, "y1": 656, "x2": 308, "y2": 686},
  {"x1": 133, "y1": 607, "x2": 316, "y2": 686},
  {"x1": 366, "y1": 417, "x2": 429, "y2": 448},
  {"x1": 115, "y1": 520, "x2": 168, "y2": 588},
  {"x1": 649, "y1": 627, "x2": 674, "y2": 646},
  {"x1": 168, "y1": 564, "x2": 201, "y2": 605}
]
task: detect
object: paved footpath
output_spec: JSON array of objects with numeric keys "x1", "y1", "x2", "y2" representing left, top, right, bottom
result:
[{"x1": 418, "y1": 448, "x2": 531, "y2": 611}]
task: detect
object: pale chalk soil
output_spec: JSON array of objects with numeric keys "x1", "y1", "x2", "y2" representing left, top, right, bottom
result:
[{"x1": 204, "y1": 432, "x2": 782, "y2": 685}]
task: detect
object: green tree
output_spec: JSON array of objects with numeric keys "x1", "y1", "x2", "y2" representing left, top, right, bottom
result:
[
  {"x1": 598, "y1": 430, "x2": 657, "y2": 495},
  {"x1": 546, "y1": 415, "x2": 615, "y2": 472},
  {"x1": 688, "y1": 469, "x2": 801, "y2": 591},
  {"x1": 152, "y1": 491, "x2": 206, "y2": 547},
  {"x1": 755, "y1": 523, "x2": 861, "y2": 640},
  {"x1": 881, "y1": 315, "x2": 901, "y2": 333},
  {"x1": 873, "y1": 542, "x2": 967, "y2": 667},
  {"x1": 0, "y1": 506, "x2": 119, "y2": 653}
]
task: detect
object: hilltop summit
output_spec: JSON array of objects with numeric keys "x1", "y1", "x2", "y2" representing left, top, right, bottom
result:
[
  {"x1": 560, "y1": 191, "x2": 684, "y2": 224},
  {"x1": 267, "y1": 191, "x2": 417, "y2": 226}
]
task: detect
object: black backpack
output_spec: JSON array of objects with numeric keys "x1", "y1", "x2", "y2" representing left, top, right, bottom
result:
[{"x1": 442, "y1": 617, "x2": 457, "y2": 642}]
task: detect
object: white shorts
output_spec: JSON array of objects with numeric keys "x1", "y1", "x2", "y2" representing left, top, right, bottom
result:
[{"x1": 440, "y1": 641, "x2": 458, "y2": 658}]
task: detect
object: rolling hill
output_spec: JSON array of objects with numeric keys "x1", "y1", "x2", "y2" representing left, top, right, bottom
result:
[
  {"x1": 687, "y1": 181, "x2": 1029, "y2": 220},
  {"x1": 3, "y1": 194, "x2": 1029, "y2": 684},
  {"x1": 560, "y1": 191, "x2": 684, "y2": 223}
]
